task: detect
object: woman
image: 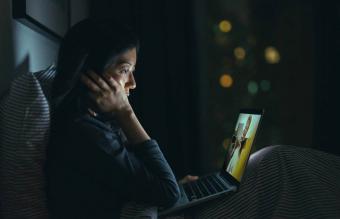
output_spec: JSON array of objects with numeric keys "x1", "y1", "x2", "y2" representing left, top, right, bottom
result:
[{"x1": 46, "y1": 18, "x2": 188, "y2": 219}]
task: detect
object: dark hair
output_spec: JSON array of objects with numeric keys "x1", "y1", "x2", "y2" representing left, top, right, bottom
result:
[{"x1": 51, "y1": 18, "x2": 139, "y2": 117}]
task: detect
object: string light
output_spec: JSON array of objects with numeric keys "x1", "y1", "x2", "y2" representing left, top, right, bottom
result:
[
  {"x1": 219, "y1": 74, "x2": 233, "y2": 88},
  {"x1": 219, "y1": 20, "x2": 232, "y2": 33},
  {"x1": 234, "y1": 47, "x2": 246, "y2": 60},
  {"x1": 222, "y1": 138, "x2": 231, "y2": 150},
  {"x1": 260, "y1": 80, "x2": 271, "y2": 91},
  {"x1": 265, "y1": 46, "x2": 280, "y2": 64},
  {"x1": 248, "y1": 81, "x2": 258, "y2": 95}
]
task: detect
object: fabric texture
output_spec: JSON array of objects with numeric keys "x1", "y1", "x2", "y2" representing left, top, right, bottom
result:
[
  {"x1": 192, "y1": 145, "x2": 340, "y2": 219},
  {"x1": 34, "y1": 65, "x2": 57, "y2": 101},
  {"x1": 0, "y1": 65, "x2": 56, "y2": 219},
  {"x1": 120, "y1": 202, "x2": 158, "y2": 219}
]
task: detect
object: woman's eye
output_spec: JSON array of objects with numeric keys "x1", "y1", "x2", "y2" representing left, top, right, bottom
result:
[{"x1": 120, "y1": 68, "x2": 129, "y2": 74}]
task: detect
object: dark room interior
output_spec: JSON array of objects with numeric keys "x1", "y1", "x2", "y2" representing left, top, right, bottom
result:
[
  {"x1": 90, "y1": 0, "x2": 340, "y2": 176},
  {"x1": 0, "y1": 0, "x2": 339, "y2": 218}
]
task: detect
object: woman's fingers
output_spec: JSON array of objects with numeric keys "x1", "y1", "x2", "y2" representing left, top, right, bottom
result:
[
  {"x1": 80, "y1": 71, "x2": 130, "y2": 114},
  {"x1": 103, "y1": 73, "x2": 121, "y2": 90},
  {"x1": 178, "y1": 175, "x2": 199, "y2": 184},
  {"x1": 80, "y1": 74, "x2": 101, "y2": 93},
  {"x1": 86, "y1": 71, "x2": 111, "y2": 91},
  {"x1": 186, "y1": 175, "x2": 199, "y2": 181}
]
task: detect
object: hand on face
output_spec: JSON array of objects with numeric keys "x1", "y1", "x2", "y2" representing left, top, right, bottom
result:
[
  {"x1": 80, "y1": 48, "x2": 137, "y2": 117},
  {"x1": 80, "y1": 70, "x2": 132, "y2": 115}
]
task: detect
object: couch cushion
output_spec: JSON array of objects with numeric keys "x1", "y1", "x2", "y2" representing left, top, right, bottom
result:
[
  {"x1": 34, "y1": 65, "x2": 56, "y2": 101},
  {"x1": 0, "y1": 65, "x2": 55, "y2": 218}
]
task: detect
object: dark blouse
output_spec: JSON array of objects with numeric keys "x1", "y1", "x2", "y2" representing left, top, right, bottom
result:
[{"x1": 46, "y1": 114, "x2": 180, "y2": 219}]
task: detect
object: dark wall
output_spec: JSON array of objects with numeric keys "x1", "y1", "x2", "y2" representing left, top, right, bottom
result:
[{"x1": 313, "y1": 0, "x2": 340, "y2": 155}]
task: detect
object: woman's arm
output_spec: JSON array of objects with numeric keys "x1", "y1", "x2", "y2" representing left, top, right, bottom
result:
[
  {"x1": 78, "y1": 71, "x2": 180, "y2": 206},
  {"x1": 69, "y1": 116, "x2": 180, "y2": 207},
  {"x1": 115, "y1": 108, "x2": 150, "y2": 145}
]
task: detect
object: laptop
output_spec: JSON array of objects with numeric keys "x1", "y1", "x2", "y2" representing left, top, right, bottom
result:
[{"x1": 159, "y1": 109, "x2": 264, "y2": 216}]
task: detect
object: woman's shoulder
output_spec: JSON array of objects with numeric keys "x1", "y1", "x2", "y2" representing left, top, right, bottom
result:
[
  {"x1": 72, "y1": 114, "x2": 124, "y2": 140},
  {"x1": 51, "y1": 113, "x2": 112, "y2": 137},
  {"x1": 73, "y1": 114, "x2": 112, "y2": 131}
]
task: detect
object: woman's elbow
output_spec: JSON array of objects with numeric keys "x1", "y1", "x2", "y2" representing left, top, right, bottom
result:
[{"x1": 160, "y1": 181, "x2": 181, "y2": 207}]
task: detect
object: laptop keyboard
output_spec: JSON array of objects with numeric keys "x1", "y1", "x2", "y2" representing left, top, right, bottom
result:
[{"x1": 182, "y1": 174, "x2": 229, "y2": 201}]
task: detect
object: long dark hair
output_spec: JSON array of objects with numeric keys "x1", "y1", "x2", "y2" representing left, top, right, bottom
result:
[{"x1": 51, "y1": 18, "x2": 139, "y2": 119}]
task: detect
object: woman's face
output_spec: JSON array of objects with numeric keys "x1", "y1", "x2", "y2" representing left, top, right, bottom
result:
[{"x1": 104, "y1": 48, "x2": 137, "y2": 96}]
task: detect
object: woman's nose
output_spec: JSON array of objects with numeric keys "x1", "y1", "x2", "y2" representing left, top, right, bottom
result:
[{"x1": 125, "y1": 72, "x2": 136, "y2": 89}]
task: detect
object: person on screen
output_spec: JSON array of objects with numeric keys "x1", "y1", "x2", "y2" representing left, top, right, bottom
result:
[
  {"x1": 226, "y1": 115, "x2": 252, "y2": 173},
  {"x1": 225, "y1": 134, "x2": 237, "y2": 164}
]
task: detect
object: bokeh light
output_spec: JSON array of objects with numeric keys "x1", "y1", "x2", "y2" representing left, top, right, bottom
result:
[
  {"x1": 222, "y1": 138, "x2": 231, "y2": 150},
  {"x1": 260, "y1": 80, "x2": 271, "y2": 91},
  {"x1": 248, "y1": 81, "x2": 258, "y2": 95},
  {"x1": 234, "y1": 47, "x2": 246, "y2": 60},
  {"x1": 219, "y1": 20, "x2": 232, "y2": 33},
  {"x1": 219, "y1": 74, "x2": 233, "y2": 88},
  {"x1": 264, "y1": 46, "x2": 281, "y2": 64}
]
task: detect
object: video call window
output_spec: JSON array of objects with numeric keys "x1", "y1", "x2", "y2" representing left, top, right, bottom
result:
[{"x1": 224, "y1": 113, "x2": 261, "y2": 181}]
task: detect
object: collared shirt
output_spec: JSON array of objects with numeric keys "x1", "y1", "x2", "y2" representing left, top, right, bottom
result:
[{"x1": 46, "y1": 114, "x2": 180, "y2": 219}]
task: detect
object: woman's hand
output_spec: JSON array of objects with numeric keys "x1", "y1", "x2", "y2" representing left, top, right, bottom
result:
[
  {"x1": 178, "y1": 175, "x2": 199, "y2": 184},
  {"x1": 80, "y1": 71, "x2": 132, "y2": 115},
  {"x1": 81, "y1": 70, "x2": 150, "y2": 144}
]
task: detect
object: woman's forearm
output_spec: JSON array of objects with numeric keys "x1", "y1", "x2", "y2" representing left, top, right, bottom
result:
[{"x1": 116, "y1": 108, "x2": 150, "y2": 145}]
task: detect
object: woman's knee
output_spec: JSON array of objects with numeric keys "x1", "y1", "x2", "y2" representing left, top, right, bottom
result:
[{"x1": 248, "y1": 145, "x2": 283, "y2": 167}]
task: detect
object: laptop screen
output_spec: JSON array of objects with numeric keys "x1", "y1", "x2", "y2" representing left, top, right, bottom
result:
[{"x1": 223, "y1": 111, "x2": 262, "y2": 182}]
